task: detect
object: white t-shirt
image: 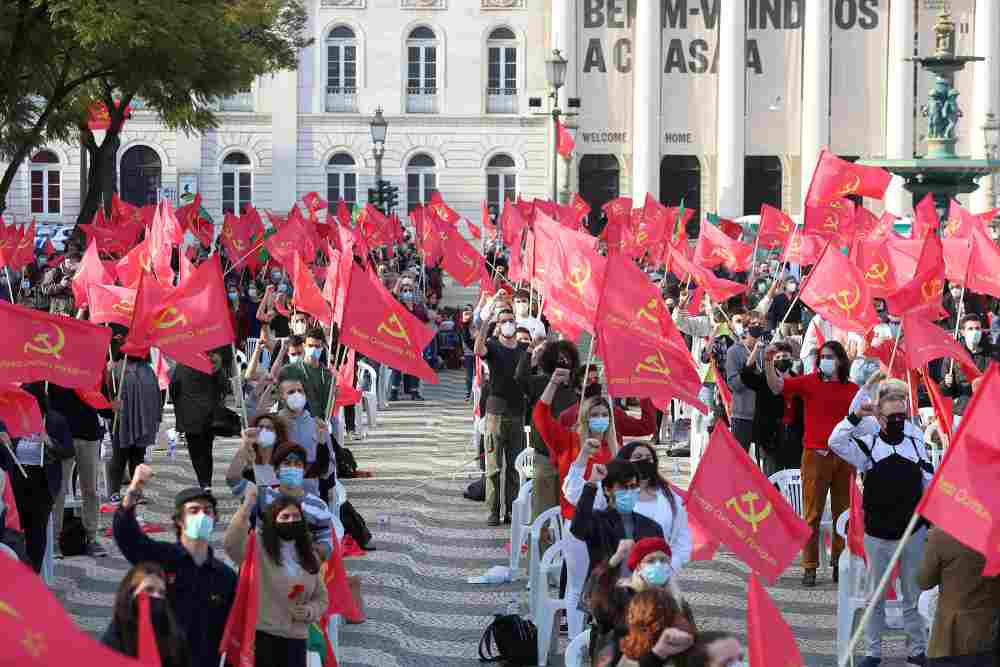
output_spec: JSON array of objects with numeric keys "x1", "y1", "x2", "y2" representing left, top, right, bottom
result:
[{"x1": 634, "y1": 490, "x2": 693, "y2": 574}]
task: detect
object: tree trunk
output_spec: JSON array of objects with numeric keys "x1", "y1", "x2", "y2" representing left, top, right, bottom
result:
[{"x1": 75, "y1": 131, "x2": 121, "y2": 227}]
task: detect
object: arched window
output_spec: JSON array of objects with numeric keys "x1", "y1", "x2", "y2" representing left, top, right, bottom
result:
[
  {"x1": 406, "y1": 153, "x2": 437, "y2": 212},
  {"x1": 743, "y1": 156, "x2": 782, "y2": 216},
  {"x1": 486, "y1": 153, "x2": 517, "y2": 213},
  {"x1": 487, "y1": 27, "x2": 518, "y2": 114},
  {"x1": 326, "y1": 153, "x2": 357, "y2": 210},
  {"x1": 326, "y1": 25, "x2": 357, "y2": 113},
  {"x1": 659, "y1": 156, "x2": 701, "y2": 237},
  {"x1": 406, "y1": 26, "x2": 438, "y2": 113},
  {"x1": 29, "y1": 150, "x2": 60, "y2": 215},
  {"x1": 120, "y1": 146, "x2": 162, "y2": 207},
  {"x1": 222, "y1": 152, "x2": 252, "y2": 215}
]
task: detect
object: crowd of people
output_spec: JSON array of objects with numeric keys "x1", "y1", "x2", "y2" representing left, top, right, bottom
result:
[{"x1": 1, "y1": 194, "x2": 999, "y2": 667}]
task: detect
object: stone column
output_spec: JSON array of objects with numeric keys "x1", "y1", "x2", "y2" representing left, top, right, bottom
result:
[
  {"x1": 799, "y1": 1, "x2": 831, "y2": 213},
  {"x1": 716, "y1": 0, "x2": 745, "y2": 217},
  {"x1": 884, "y1": 0, "x2": 915, "y2": 216},
  {"x1": 271, "y1": 69, "x2": 299, "y2": 210},
  {"x1": 971, "y1": 0, "x2": 1000, "y2": 212},
  {"x1": 630, "y1": 0, "x2": 660, "y2": 205}
]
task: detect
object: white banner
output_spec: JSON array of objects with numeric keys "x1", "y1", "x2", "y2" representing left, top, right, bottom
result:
[
  {"x1": 575, "y1": 0, "x2": 635, "y2": 153},
  {"x1": 745, "y1": 0, "x2": 804, "y2": 156}
]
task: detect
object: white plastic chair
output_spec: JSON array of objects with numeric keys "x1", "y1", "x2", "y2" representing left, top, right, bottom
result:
[
  {"x1": 835, "y1": 511, "x2": 905, "y2": 661},
  {"x1": 509, "y1": 480, "x2": 533, "y2": 575},
  {"x1": 331, "y1": 481, "x2": 346, "y2": 542},
  {"x1": 357, "y1": 361, "x2": 379, "y2": 431},
  {"x1": 377, "y1": 365, "x2": 393, "y2": 410},
  {"x1": 564, "y1": 628, "x2": 591, "y2": 667},
  {"x1": 769, "y1": 469, "x2": 833, "y2": 569},
  {"x1": 514, "y1": 447, "x2": 534, "y2": 488},
  {"x1": 532, "y1": 540, "x2": 568, "y2": 667},
  {"x1": 527, "y1": 507, "x2": 564, "y2": 616},
  {"x1": 41, "y1": 514, "x2": 54, "y2": 585}
]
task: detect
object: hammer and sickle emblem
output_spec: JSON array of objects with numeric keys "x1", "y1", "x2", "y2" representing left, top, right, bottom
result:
[
  {"x1": 836, "y1": 174, "x2": 861, "y2": 198},
  {"x1": 777, "y1": 219, "x2": 791, "y2": 233},
  {"x1": 725, "y1": 491, "x2": 773, "y2": 533},
  {"x1": 377, "y1": 313, "x2": 411, "y2": 345},
  {"x1": 459, "y1": 253, "x2": 474, "y2": 267},
  {"x1": 111, "y1": 300, "x2": 135, "y2": 314},
  {"x1": 152, "y1": 307, "x2": 188, "y2": 330},
  {"x1": 635, "y1": 350, "x2": 671, "y2": 377},
  {"x1": 222, "y1": 225, "x2": 234, "y2": 240},
  {"x1": 788, "y1": 237, "x2": 802, "y2": 254},
  {"x1": 0, "y1": 599, "x2": 21, "y2": 618},
  {"x1": 233, "y1": 239, "x2": 245, "y2": 251},
  {"x1": 823, "y1": 214, "x2": 839, "y2": 231},
  {"x1": 636, "y1": 230, "x2": 648, "y2": 244},
  {"x1": 921, "y1": 279, "x2": 943, "y2": 301},
  {"x1": 567, "y1": 262, "x2": 591, "y2": 295},
  {"x1": 864, "y1": 261, "x2": 889, "y2": 283},
  {"x1": 944, "y1": 218, "x2": 961, "y2": 236},
  {"x1": 23, "y1": 324, "x2": 66, "y2": 359},
  {"x1": 711, "y1": 248, "x2": 736, "y2": 263},
  {"x1": 637, "y1": 298, "x2": 659, "y2": 324},
  {"x1": 830, "y1": 287, "x2": 861, "y2": 314}
]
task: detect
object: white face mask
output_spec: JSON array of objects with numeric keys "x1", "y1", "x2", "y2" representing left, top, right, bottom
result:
[
  {"x1": 291, "y1": 322, "x2": 307, "y2": 335},
  {"x1": 285, "y1": 391, "x2": 307, "y2": 412},
  {"x1": 819, "y1": 358, "x2": 836, "y2": 377},
  {"x1": 248, "y1": 288, "x2": 258, "y2": 299},
  {"x1": 499, "y1": 321, "x2": 516, "y2": 338},
  {"x1": 257, "y1": 428, "x2": 276, "y2": 447},
  {"x1": 786, "y1": 282, "x2": 798, "y2": 293},
  {"x1": 964, "y1": 329, "x2": 982, "y2": 347},
  {"x1": 950, "y1": 288, "x2": 963, "y2": 299},
  {"x1": 732, "y1": 322, "x2": 745, "y2": 337},
  {"x1": 287, "y1": 353, "x2": 302, "y2": 365}
]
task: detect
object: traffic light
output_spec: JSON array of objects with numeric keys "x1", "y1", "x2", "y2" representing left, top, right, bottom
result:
[
  {"x1": 377, "y1": 180, "x2": 392, "y2": 213},
  {"x1": 384, "y1": 184, "x2": 399, "y2": 212}
]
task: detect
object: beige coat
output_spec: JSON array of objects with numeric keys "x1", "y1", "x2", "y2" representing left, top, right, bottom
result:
[{"x1": 918, "y1": 527, "x2": 1000, "y2": 659}]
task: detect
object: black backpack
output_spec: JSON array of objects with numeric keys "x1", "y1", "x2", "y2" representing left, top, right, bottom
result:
[
  {"x1": 59, "y1": 509, "x2": 87, "y2": 557},
  {"x1": 464, "y1": 475, "x2": 486, "y2": 502},
  {"x1": 339, "y1": 500, "x2": 372, "y2": 549},
  {"x1": 478, "y1": 614, "x2": 538, "y2": 665},
  {"x1": 332, "y1": 439, "x2": 358, "y2": 479}
]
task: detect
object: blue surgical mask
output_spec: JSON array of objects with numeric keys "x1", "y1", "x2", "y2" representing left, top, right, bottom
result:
[
  {"x1": 819, "y1": 358, "x2": 836, "y2": 377},
  {"x1": 278, "y1": 466, "x2": 304, "y2": 488},
  {"x1": 588, "y1": 417, "x2": 610, "y2": 434},
  {"x1": 184, "y1": 513, "x2": 214, "y2": 541},
  {"x1": 306, "y1": 346, "x2": 323, "y2": 361},
  {"x1": 639, "y1": 561, "x2": 672, "y2": 587},
  {"x1": 613, "y1": 488, "x2": 639, "y2": 514}
]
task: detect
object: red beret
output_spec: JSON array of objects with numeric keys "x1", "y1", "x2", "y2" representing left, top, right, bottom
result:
[{"x1": 627, "y1": 537, "x2": 671, "y2": 572}]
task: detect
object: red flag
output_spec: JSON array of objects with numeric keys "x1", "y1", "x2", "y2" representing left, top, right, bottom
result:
[
  {"x1": 75, "y1": 385, "x2": 112, "y2": 411},
  {"x1": 335, "y1": 200, "x2": 352, "y2": 227},
  {"x1": 746, "y1": 574, "x2": 805, "y2": 667},
  {"x1": 943, "y1": 199, "x2": 996, "y2": 239},
  {"x1": 79, "y1": 220, "x2": 139, "y2": 258},
  {"x1": 499, "y1": 200, "x2": 527, "y2": 248},
  {"x1": 42, "y1": 238, "x2": 57, "y2": 257},
  {"x1": 0, "y1": 554, "x2": 151, "y2": 666},
  {"x1": 856, "y1": 206, "x2": 901, "y2": 241},
  {"x1": 917, "y1": 363, "x2": 1000, "y2": 575},
  {"x1": 220, "y1": 530, "x2": 259, "y2": 667},
  {"x1": 884, "y1": 232, "x2": 947, "y2": 318},
  {"x1": 9, "y1": 222, "x2": 35, "y2": 271},
  {"x1": 570, "y1": 193, "x2": 591, "y2": 227},
  {"x1": 714, "y1": 360, "x2": 733, "y2": 419},
  {"x1": 0, "y1": 302, "x2": 112, "y2": 388},
  {"x1": 302, "y1": 191, "x2": 328, "y2": 218},
  {"x1": 901, "y1": 312, "x2": 979, "y2": 380},
  {"x1": 599, "y1": 197, "x2": 632, "y2": 245},
  {"x1": 942, "y1": 238, "x2": 972, "y2": 283},
  {"x1": 719, "y1": 218, "x2": 743, "y2": 240},
  {"x1": 756, "y1": 204, "x2": 795, "y2": 248},
  {"x1": 137, "y1": 593, "x2": 162, "y2": 667},
  {"x1": 667, "y1": 246, "x2": 748, "y2": 304},
  {"x1": 556, "y1": 118, "x2": 575, "y2": 158},
  {"x1": 220, "y1": 212, "x2": 259, "y2": 270},
  {"x1": 694, "y1": 217, "x2": 754, "y2": 272},
  {"x1": 924, "y1": 367, "x2": 954, "y2": 445},
  {"x1": 291, "y1": 252, "x2": 333, "y2": 326},
  {"x1": 848, "y1": 476, "x2": 866, "y2": 562},
  {"x1": 480, "y1": 201, "x2": 497, "y2": 238},
  {"x1": 265, "y1": 215, "x2": 313, "y2": 269},
  {"x1": 799, "y1": 243, "x2": 880, "y2": 335},
  {"x1": 72, "y1": 239, "x2": 115, "y2": 308},
  {"x1": 0, "y1": 386, "x2": 44, "y2": 438},
  {"x1": 536, "y1": 217, "x2": 607, "y2": 335},
  {"x1": 622, "y1": 194, "x2": 670, "y2": 258},
  {"x1": 428, "y1": 191, "x2": 461, "y2": 226},
  {"x1": 964, "y1": 229, "x2": 1000, "y2": 299},
  {"x1": 805, "y1": 149, "x2": 892, "y2": 204},
  {"x1": 685, "y1": 424, "x2": 811, "y2": 582},
  {"x1": 803, "y1": 198, "x2": 857, "y2": 245},
  {"x1": 86, "y1": 284, "x2": 136, "y2": 328},
  {"x1": 441, "y1": 232, "x2": 487, "y2": 287},
  {"x1": 338, "y1": 259, "x2": 437, "y2": 383},
  {"x1": 780, "y1": 232, "x2": 825, "y2": 266},
  {"x1": 115, "y1": 239, "x2": 152, "y2": 289},
  {"x1": 465, "y1": 218, "x2": 482, "y2": 240},
  {"x1": 669, "y1": 486, "x2": 720, "y2": 561},
  {"x1": 850, "y1": 238, "x2": 900, "y2": 298},
  {"x1": 912, "y1": 193, "x2": 939, "y2": 239}
]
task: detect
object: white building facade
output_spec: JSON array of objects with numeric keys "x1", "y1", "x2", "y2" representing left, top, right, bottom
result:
[{"x1": 3, "y1": 1, "x2": 999, "y2": 231}]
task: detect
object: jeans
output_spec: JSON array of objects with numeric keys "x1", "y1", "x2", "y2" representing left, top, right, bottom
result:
[
  {"x1": 864, "y1": 528, "x2": 928, "y2": 658},
  {"x1": 390, "y1": 369, "x2": 419, "y2": 395},
  {"x1": 52, "y1": 438, "x2": 100, "y2": 541},
  {"x1": 463, "y1": 354, "x2": 475, "y2": 396}
]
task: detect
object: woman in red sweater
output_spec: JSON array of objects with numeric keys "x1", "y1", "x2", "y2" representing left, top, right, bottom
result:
[{"x1": 533, "y1": 366, "x2": 620, "y2": 639}]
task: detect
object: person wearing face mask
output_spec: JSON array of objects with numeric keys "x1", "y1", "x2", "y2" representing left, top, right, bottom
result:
[
  {"x1": 458, "y1": 305, "x2": 478, "y2": 400},
  {"x1": 738, "y1": 341, "x2": 803, "y2": 475},
  {"x1": 256, "y1": 283, "x2": 291, "y2": 338},
  {"x1": 511, "y1": 288, "x2": 546, "y2": 340},
  {"x1": 942, "y1": 282, "x2": 985, "y2": 333},
  {"x1": 114, "y1": 465, "x2": 238, "y2": 667},
  {"x1": 225, "y1": 492, "x2": 328, "y2": 667},
  {"x1": 829, "y1": 380, "x2": 933, "y2": 667},
  {"x1": 942, "y1": 314, "x2": 999, "y2": 416},
  {"x1": 767, "y1": 340, "x2": 857, "y2": 588},
  {"x1": 226, "y1": 414, "x2": 288, "y2": 495},
  {"x1": 170, "y1": 350, "x2": 230, "y2": 490},
  {"x1": 390, "y1": 282, "x2": 429, "y2": 401},
  {"x1": 724, "y1": 310, "x2": 760, "y2": 454},
  {"x1": 40, "y1": 248, "x2": 81, "y2": 315},
  {"x1": 101, "y1": 562, "x2": 192, "y2": 667},
  {"x1": 278, "y1": 327, "x2": 334, "y2": 420},
  {"x1": 275, "y1": 379, "x2": 337, "y2": 507},
  {"x1": 288, "y1": 312, "x2": 311, "y2": 338},
  {"x1": 766, "y1": 276, "x2": 803, "y2": 335}
]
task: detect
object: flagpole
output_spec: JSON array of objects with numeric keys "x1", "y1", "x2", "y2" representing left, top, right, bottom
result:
[
  {"x1": 3, "y1": 267, "x2": 13, "y2": 303},
  {"x1": 746, "y1": 231, "x2": 761, "y2": 287},
  {"x1": 837, "y1": 512, "x2": 922, "y2": 667},
  {"x1": 776, "y1": 235, "x2": 827, "y2": 332},
  {"x1": 887, "y1": 321, "x2": 904, "y2": 376},
  {"x1": 222, "y1": 238, "x2": 266, "y2": 278},
  {"x1": 947, "y1": 284, "x2": 967, "y2": 377},
  {"x1": 111, "y1": 356, "x2": 129, "y2": 434}
]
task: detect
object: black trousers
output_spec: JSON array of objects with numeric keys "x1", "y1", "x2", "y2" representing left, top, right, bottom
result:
[
  {"x1": 255, "y1": 630, "x2": 306, "y2": 667},
  {"x1": 109, "y1": 442, "x2": 147, "y2": 495},
  {"x1": 10, "y1": 466, "x2": 52, "y2": 572},
  {"x1": 344, "y1": 404, "x2": 356, "y2": 432},
  {"x1": 185, "y1": 430, "x2": 215, "y2": 489}
]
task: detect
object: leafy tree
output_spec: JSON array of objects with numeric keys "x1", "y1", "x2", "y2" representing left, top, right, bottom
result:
[{"x1": 0, "y1": 0, "x2": 310, "y2": 225}]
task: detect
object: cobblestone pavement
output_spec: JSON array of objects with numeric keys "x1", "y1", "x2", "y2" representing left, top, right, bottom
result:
[{"x1": 54, "y1": 369, "x2": 915, "y2": 666}]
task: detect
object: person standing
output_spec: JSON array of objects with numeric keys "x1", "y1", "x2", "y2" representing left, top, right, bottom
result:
[
  {"x1": 829, "y1": 380, "x2": 931, "y2": 667},
  {"x1": 740, "y1": 341, "x2": 802, "y2": 475},
  {"x1": 49, "y1": 382, "x2": 107, "y2": 557},
  {"x1": 390, "y1": 281, "x2": 428, "y2": 401},
  {"x1": 475, "y1": 307, "x2": 528, "y2": 526},
  {"x1": 170, "y1": 349, "x2": 229, "y2": 490},
  {"x1": 767, "y1": 340, "x2": 857, "y2": 587},
  {"x1": 113, "y1": 465, "x2": 237, "y2": 667},
  {"x1": 107, "y1": 350, "x2": 162, "y2": 502},
  {"x1": 459, "y1": 305, "x2": 478, "y2": 401},
  {"x1": 767, "y1": 276, "x2": 803, "y2": 335},
  {"x1": 40, "y1": 249, "x2": 81, "y2": 315},
  {"x1": 511, "y1": 289, "x2": 546, "y2": 340},
  {"x1": 724, "y1": 310, "x2": 760, "y2": 454},
  {"x1": 942, "y1": 314, "x2": 999, "y2": 416}
]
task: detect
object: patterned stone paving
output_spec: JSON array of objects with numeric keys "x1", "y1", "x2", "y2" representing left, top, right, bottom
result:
[{"x1": 52, "y1": 368, "x2": 918, "y2": 666}]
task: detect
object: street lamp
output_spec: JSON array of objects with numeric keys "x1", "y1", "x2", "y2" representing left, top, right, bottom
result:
[
  {"x1": 984, "y1": 111, "x2": 1000, "y2": 230},
  {"x1": 545, "y1": 49, "x2": 568, "y2": 202},
  {"x1": 370, "y1": 106, "x2": 388, "y2": 197}
]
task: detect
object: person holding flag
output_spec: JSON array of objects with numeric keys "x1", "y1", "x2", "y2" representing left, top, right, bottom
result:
[
  {"x1": 829, "y1": 379, "x2": 933, "y2": 667},
  {"x1": 113, "y1": 464, "x2": 237, "y2": 667},
  {"x1": 100, "y1": 562, "x2": 192, "y2": 667},
  {"x1": 942, "y1": 314, "x2": 999, "y2": 416}
]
